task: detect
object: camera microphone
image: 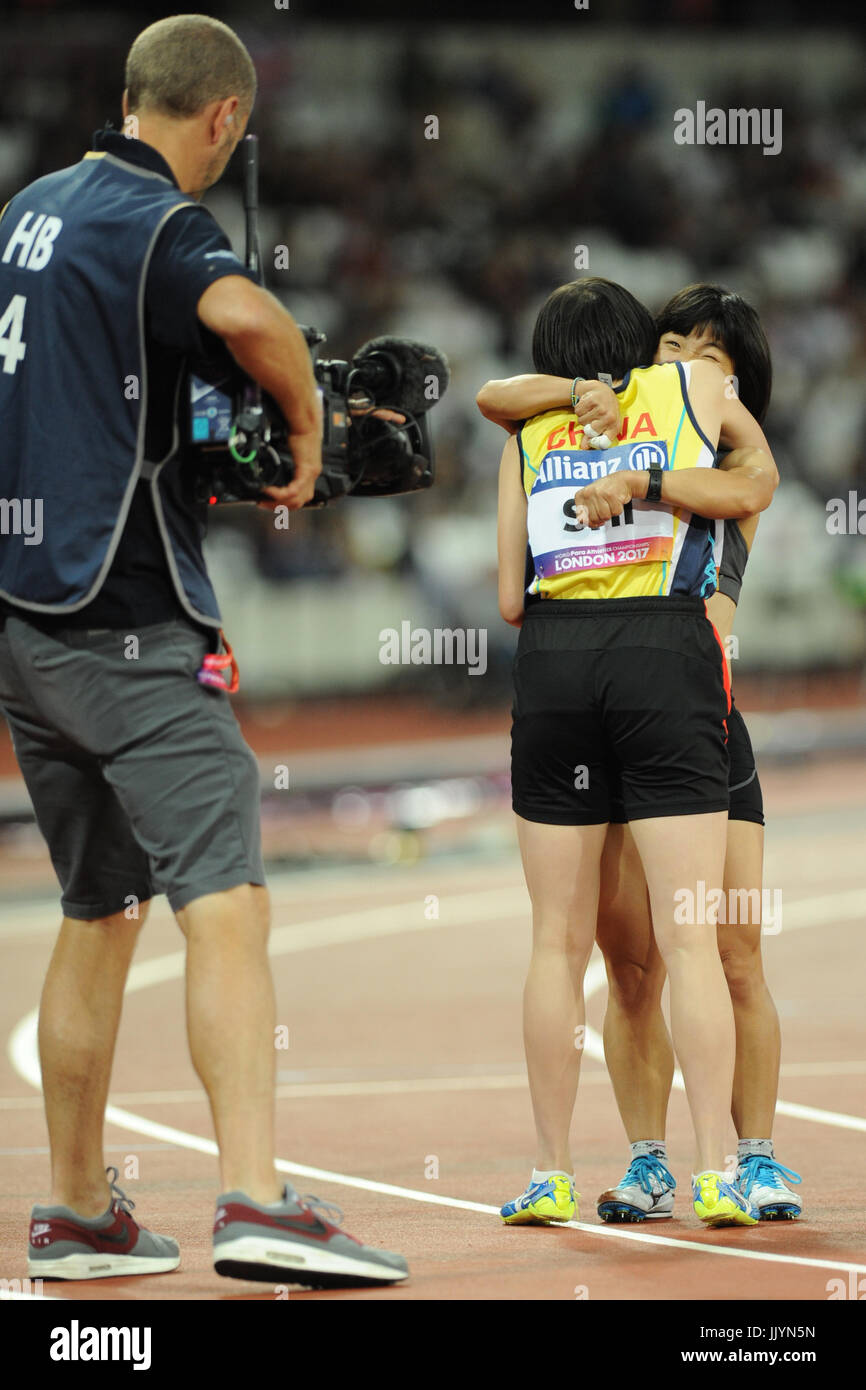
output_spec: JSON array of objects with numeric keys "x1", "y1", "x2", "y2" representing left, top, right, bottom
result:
[{"x1": 352, "y1": 336, "x2": 450, "y2": 415}]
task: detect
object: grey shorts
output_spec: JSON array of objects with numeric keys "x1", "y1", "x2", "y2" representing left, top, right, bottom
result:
[{"x1": 0, "y1": 613, "x2": 266, "y2": 918}]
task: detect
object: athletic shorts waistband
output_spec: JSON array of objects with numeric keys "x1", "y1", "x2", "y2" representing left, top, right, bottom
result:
[{"x1": 522, "y1": 596, "x2": 707, "y2": 619}]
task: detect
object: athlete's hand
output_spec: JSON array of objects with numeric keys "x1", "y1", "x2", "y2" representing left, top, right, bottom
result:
[
  {"x1": 574, "y1": 380, "x2": 620, "y2": 444},
  {"x1": 349, "y1": 406, "x2": 406, "y2": 425},
  {"x1": 573, "y1": 472, "x2": 638, "y2": 528}
]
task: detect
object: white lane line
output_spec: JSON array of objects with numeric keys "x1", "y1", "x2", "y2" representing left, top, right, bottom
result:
[
  {"x1": 763, "y1": 1100, "x2": 866, "y2": 1132},
  {"x1": 11, "y1": 1098, "x2": 866, "y2": 1278},
  {"x1": 2, "y1": 1060, "x2": 861, "y2": 1112},
  {"x1": 0, "y1": 864, "x2": 523, "y2": 941},
  {"x1": 121, "y1": 886, "x2": 534, "y2": 996},
  {"x1": 666, "y1": 1082, "x2": 866, "y2": 1133},
  {"x1": 7, "y1": 887, "x2": 866, "y2": 1276},
  {"x1": 7, "y1": 1097, "x2": 863, "y2": 1277},
  {"x1": 5, "y1": 1055, "x2": 866, "y2": 1111},
  {"x1": 556, "y1": 1222, "x2": 866, "y2": 1272},
  {"x1": 780, "y1": 1060, "x2": 866, "y2": 1077},
  {"x1": 2, "y1": 877, "x2": 862, "y2": 940},
  {"x1": 778, "y1": 888, "x2": 866, "y2": 932}
]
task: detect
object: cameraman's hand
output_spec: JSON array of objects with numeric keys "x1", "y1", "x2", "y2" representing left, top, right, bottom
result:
[
  {"x1": 260, "y1": 426, "x2": 322, "y2": 510},
  {"x1": 198, "y1": 278, "x2": 324, "y2": 509}
]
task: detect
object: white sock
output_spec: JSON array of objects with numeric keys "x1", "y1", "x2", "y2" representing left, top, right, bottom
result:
[
  {"x1": 531, "y1": 1167, "x2": 574, "y2": 1185},
  {"x1": 631, "y1": 1140, "x2": 668, "y2": 1163},
  {"x1": 738, "y1": 1138, "x2": 774, "y2": 1161}
]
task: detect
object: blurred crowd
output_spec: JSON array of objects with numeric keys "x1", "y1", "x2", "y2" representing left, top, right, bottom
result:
[{"x1": 1, "y1": 14, "x2": 865, "y2": 681}]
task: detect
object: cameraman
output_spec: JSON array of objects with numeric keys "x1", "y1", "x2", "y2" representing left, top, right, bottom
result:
[{"x1": 0, "y1": 15, "x2": 407, "y2": 1288}]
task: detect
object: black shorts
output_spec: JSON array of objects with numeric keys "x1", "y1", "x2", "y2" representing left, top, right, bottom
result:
[
  {"x1": 725, "y1": 695, "x2": 764, "y2": 825},
  {"x1": 511, "y1": 596, "x2": 730, "y2": 826},
  {"x1": 0, "y1": 613, "x2": 265, "y2": 918},
  {"x1": 603, "y1": 692, "x2": 764, "y2": 825}
]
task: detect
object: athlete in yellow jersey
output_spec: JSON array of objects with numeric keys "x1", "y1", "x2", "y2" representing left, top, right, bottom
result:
[
  {"x1": 489, "y1": 277, "x2": 778, "y2": 1231},
  {"x1": 519, "y1": 361, "x2": 719, "y2": 602},
  {"x1": 480, "y1": 283, "x2": 800, "y2": 1225}
]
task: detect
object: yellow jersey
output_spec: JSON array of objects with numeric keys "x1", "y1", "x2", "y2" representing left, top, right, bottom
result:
[{"x1": 519, "y1": 361, "x2": 720, "y2": 600}]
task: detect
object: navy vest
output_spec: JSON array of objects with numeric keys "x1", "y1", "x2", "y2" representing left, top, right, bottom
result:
[{"x1": 0, "y1": 149, "x2": 221, "y2": 627}]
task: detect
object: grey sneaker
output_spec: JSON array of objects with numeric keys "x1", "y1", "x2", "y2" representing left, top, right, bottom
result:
[
  {"x1": 28, "y1": 1166, "x2": 180, "y2": 1279},
  {"x1": 597, "y1": 1153, "x2": 677, "y2": 1222},
  {"x1": 735, "y1": 1154, "x2": 803, "y2": 1220},
  {"x1": 213, "y1": 1185, "x2": 409, "y2": 1289}
]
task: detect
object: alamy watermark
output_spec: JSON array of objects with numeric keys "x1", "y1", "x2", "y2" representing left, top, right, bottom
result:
[
  {"x1": 49, "y1": 1320, "x2": 151, "y2": 1370},
  {"x1": 826, "y1": 491, "x2": 865, "y2": 535},
  {"x1": 674, "y1": 101, "x2": 782, "y2": 157},
  {"x1": 379, "y1": 621, "x2": 487, "y2": 676},
  {"x1": 0, "y1": 497, "x2": 42, "y2": 544},
  {"x1": 0, "y1": 1276, "x2": 44, "y2": 1297},
  {"x1": 674, "y1": 881, "x2": 782, "y2": 934}
]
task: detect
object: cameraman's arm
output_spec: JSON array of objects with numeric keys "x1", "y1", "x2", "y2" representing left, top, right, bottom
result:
[{"x1": 197, "y1": 276, "x2": 322, "y2": 509}]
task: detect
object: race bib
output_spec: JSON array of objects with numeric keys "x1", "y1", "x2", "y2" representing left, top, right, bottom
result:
[{"x1": 526, "y1": 440, "x2": 673, "y2": 585}]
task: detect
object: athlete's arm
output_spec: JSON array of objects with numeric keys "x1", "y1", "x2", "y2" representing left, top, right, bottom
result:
[
  {"x1": 707, "y1": 389, "x2": 771, "y2": 578},
  {"x1": 197, "y1": 275, "x2": 322, "y2": 510},
  {"x1": 497, "y1": 434, "x2": 528, "y2": 627},
  {"x1": 574, "y1": 363, "x2": 778, "y2": 525},
  {"x1": 574, "y1": 443, "x2": 777, "y2": 527},
  {"x1": 477, "y1": 375, "x2": 619, "y2": 439},
  {"x1": 641, "y1": 361, "x2": 778, "y2": 518},
  {"x1": 631, "y1": 445, "x2": 777, "y2": 518},
  {"x1": 712, "y1": 391, "x2": 774, "y2": 540},
  {"x1": 653, "y1": 361, "x2": 777, "y2": 515},
  {"x1": 705, "y1": 444, "x2": 765, "y2": 641},
  {"x1": 719, "y1": 389, "x2": 768, "y2": 453}
]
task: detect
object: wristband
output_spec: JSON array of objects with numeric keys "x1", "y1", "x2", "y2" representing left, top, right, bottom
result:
[
  {"x1": 570, "y1": 376, "x2": 584, "y2": 413},
  {"x1": 646, "y1": 466, "x2": 664, "y2": 503}
]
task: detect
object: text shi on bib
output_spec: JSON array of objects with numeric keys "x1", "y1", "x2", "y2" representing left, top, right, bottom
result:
[{"x1": 527, "y1": 439, "x2": 672, "y2": 589}]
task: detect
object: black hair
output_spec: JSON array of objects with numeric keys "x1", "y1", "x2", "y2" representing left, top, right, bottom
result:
[
  {"x1": 531, "y1": 277, "x2": 657, "y2": 383},
  {"x1": 655, "y1": 284, "x2": 772, "y2": 424}
]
